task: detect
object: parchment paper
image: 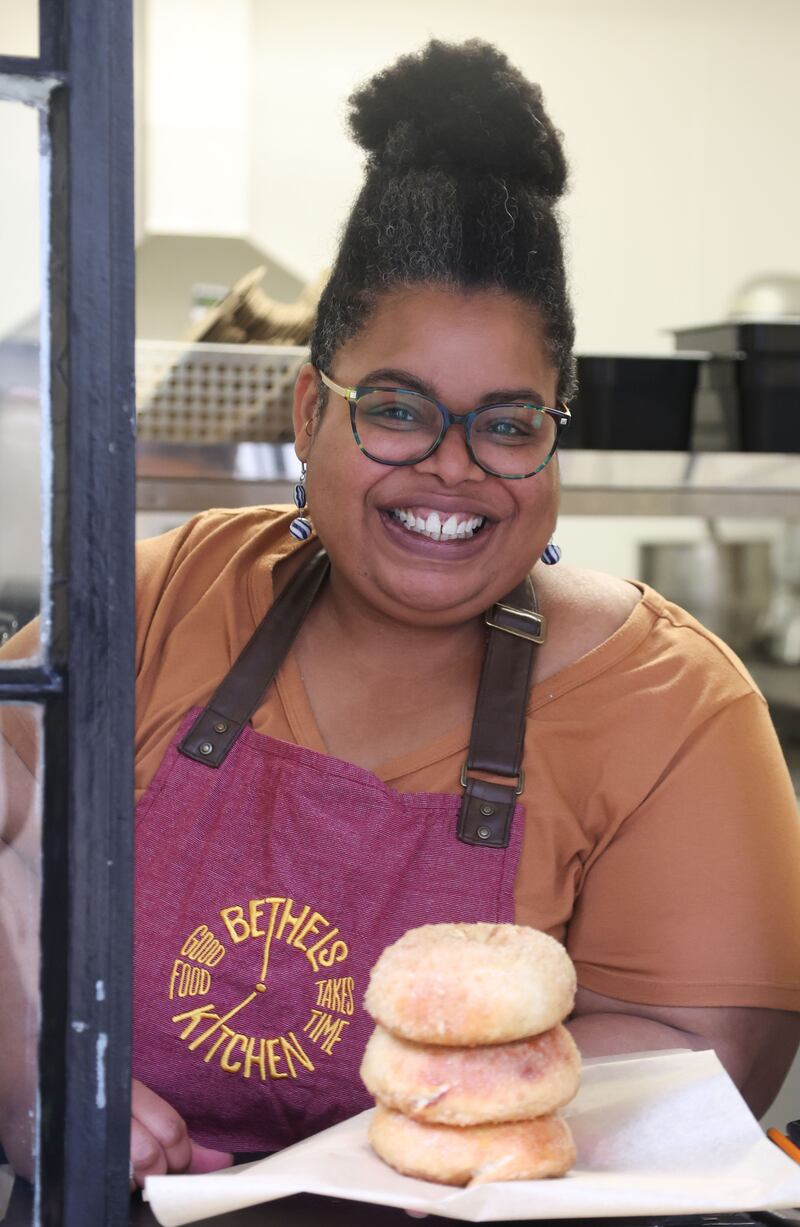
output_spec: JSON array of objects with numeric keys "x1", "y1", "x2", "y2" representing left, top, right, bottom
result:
[{"x1": 144, "y1": 1049, "x2": 800, "y2": 1225}]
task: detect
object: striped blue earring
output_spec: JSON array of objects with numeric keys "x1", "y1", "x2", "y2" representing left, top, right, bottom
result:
[
  {"x1": 541, "y1": 540, "x2": 562, "y2": 565},
  {"x1": 289, "y1": 464, "x2": 313, "y2": 541}
]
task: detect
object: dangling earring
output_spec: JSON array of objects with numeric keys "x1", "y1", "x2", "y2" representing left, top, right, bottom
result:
[
  {"x1": 289, "y1": 464, "x2": 313, "y2": 541},
  {"x1": 540, "y1": 540, "x2": 561, "y2": 565}
]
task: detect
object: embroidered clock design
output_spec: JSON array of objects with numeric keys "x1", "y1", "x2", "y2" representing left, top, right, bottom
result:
[{"x1": 165, "y1": 895, "x2": 355, "y2": 1083}]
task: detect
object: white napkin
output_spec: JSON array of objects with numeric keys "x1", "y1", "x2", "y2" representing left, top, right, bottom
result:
[{"x1": 145, "y1": 1049, "x2": 800, "y2": 1225}]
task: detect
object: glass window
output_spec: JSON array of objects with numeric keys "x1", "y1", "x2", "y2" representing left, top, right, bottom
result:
[
  {"x1": 2, "y1": 3, "x2": 136, "y2": 1218},
  {"x1": 0, "y1": 702, "x2": 41, "y2": 1217},
  {"x1": 0, "y1": 99, "x2": 42, "y2": 663},
  {"x1": 0, "y1": 5, "x2": 39, "y2": 58}
]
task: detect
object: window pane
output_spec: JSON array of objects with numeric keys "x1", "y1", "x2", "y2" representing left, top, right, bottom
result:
[
  {"x1": 0, "y1": 702, "x2": 41, "y2": 1222},
  {"x1": 0, "y1": 100, "x2": 42, "y2": 663},
  {"x1": 0, "y1": 5, "x2": 39, "y2": 58}
]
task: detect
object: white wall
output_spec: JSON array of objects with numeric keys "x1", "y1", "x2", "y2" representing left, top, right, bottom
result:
[
  {"x1": 144, "y1": 0, "x2": 251, "y2": 236},
  {"x1": 4, "y1": 0, "x2": 796, "y2": 351},
  {"x1": 0, "y1": 102, "x2": 39, "y2": 340},
  {"x1": 139, "y1": 0, "x2": 800, "y2": 351},
  {"x1": 0, "y1": 1, "x2": 38, "y2": 56},
  {"x1": 244, "y1": 0, "x2": 800, "y2": 351},
  {"x1": 0, "y1": 4, "x2": 41, "y2": 340}
]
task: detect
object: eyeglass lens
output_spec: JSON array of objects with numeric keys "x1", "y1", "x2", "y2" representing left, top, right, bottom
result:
[{"x1": 353, "y1": 389, "x2": 557, "y2": 476}]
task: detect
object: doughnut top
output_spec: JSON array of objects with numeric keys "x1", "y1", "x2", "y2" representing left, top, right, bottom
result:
[
  {"x1": 364, "y1": 923, "x2": 576, "y2": 1045},
  {"x1": 371, "y1": 921, "x2": 573, "y2": 967}
]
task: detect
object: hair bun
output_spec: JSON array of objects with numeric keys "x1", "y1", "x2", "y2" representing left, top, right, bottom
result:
[{"x1": 348, "y1": 39, "x2": 567, "y2": 198}]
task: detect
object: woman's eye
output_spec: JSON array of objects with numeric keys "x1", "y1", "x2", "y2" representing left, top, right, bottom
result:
[
  {"x1": 380, "y1": 404, "x2": 416, "y2": 421},
  {"x1": 481, "y1": 410, "x2": 546, "y2": 440},
  {"x1": 361, "y1": 400, "x2": 425, "y2": 427},
  {"x1": 485, "y1": 418, "x2": 532, "y2": 440},
  {"x1": 492, "y1": 420, "x2": 526, "y2": 436}
]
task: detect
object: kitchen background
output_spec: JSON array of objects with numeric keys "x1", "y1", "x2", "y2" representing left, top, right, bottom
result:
[{"x1": 1, "y1": 0, "x2": 799, "y2": 1129}]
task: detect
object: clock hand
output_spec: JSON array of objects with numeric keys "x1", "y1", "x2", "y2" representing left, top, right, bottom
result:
[
  {"x1": 258, "y1": 898, "x2": 282, "y2": 985},
  {"x1": 187, "y1": 990, "x2": 260, "y2": 1051},
  {"x1": 186, "y1": 898, "x2": 281, "y2": 1055}
]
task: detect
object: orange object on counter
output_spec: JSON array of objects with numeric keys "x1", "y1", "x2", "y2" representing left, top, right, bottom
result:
[{"x1": 767, "y1": 1127, "x2": 800, "y2": 1165}]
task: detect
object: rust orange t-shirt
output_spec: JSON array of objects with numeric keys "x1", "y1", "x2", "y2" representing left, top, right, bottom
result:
[{"x1": 3, "y1": 504, "x2": 800, "y2": 1011}]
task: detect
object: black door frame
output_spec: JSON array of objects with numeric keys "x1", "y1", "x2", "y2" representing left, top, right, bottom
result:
[{"x1": 0, "y1": 2, "x2": 135, "y2": 1223}]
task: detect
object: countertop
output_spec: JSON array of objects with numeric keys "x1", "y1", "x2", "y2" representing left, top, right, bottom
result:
[{"x1": 5, "y1": 1178, "x2": 799, "y2": 1227}]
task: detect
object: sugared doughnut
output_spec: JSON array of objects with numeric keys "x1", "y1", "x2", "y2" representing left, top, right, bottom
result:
[
  {"x1": 360, "y1": 1023, "x2": 580, "y2": 1125},
  {"x1": 368, "y1": 1104, "x2": 576, "y2": 1186},
  {"x1": 364, "y1": 923, "x2": 576, "y2": 1045}
]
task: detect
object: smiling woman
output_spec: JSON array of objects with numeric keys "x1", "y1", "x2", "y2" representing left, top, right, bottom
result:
[
  {"x1": 4, "y1": 36, "x2": 798, "y2": 1189},
  {"x1": 124, "y1": 36, "x2": 800, "y2": 1181},
  {"x1": 292, "y1": 286, "x2": 563, "y2": 623}
]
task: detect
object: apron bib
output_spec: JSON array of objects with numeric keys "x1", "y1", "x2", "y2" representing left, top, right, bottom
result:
[{"x1": 132, "y1": 546, "x2": 544, "y2": 1153}]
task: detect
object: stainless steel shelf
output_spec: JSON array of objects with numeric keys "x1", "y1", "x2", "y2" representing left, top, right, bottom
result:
[
  {"x1": 136, "y1": 441, "x2": 299, "y2": 512},
  {"x1": 558, "y1": 450, "x2": 800, "y2": 516},
  {"x1": 135, "y1": 443, "x2": 800, "y2": 518}
]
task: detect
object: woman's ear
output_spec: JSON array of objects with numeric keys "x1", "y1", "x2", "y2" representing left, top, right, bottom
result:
[{"x1": 292, "y1": 363, "x2": 319, "y2": 462}]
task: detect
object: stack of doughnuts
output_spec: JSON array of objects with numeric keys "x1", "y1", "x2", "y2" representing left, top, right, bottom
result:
[{"x1": 360, "y1": 923, "x2": 580, "y2": 1187}]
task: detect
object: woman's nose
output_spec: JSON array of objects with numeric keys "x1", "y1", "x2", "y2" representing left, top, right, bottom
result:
[{"x1": 414, "y1": 421, "x2": 486, "y2": 485}]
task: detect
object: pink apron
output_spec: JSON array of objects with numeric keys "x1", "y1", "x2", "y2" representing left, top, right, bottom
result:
[{"x1": 133, "y1": 547, "x2": 543, "y2": 1153}]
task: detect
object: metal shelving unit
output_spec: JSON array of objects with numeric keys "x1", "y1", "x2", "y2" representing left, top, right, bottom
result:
[{"x1": 135, "y1": 443, "x2": 800, "y2": 519}]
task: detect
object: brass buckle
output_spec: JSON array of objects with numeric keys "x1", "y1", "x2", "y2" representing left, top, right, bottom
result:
[
  {"x1": 460, "y1": 761, "x2": 525, "y2": 796},
  {"x1": 485, "y1": 602, "x2": 546, "y2": 643}
]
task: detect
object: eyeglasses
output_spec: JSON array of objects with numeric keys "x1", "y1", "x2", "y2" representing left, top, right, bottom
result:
[{"x1": 318, "y1": 369, "x2": 570, "y2": 480}]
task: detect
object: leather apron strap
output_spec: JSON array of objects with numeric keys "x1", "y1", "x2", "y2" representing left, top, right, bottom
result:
[
  {"x1": 457, "y1": 578, "x2": 544, "y2": 849},
  {"x1": 179, "y1": 547, "x2": 331, "y2": 767},
  {"x1": 179, "y1": 544, "x2": 544, "y2": 850}
]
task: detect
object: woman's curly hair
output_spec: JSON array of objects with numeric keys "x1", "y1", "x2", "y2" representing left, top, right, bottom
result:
[{"x1": 310, "y1": 39, "x2": 576, "y2": 401}]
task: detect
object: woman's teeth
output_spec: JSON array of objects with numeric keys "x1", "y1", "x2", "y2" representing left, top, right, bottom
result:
[{"x1": 389, "y1": 508, "x2": 486, "y2": 542}]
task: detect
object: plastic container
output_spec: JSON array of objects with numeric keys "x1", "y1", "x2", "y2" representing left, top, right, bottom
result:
[
  {"x1": 673, "y1": 321, "x2": 800, "y2": 453},
  {"x1": 564, "y1": 354, "x2": 704, "y2": 450}
]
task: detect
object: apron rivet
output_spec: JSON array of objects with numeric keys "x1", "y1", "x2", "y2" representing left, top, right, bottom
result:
[
  {"x1": 198, "y1": 741, "x2": 214, "y2": 755},
  {"x1": 479, "y1": 804, "x2": 495, "y2": 817},
  {"x1": 213, "y1": 722, "x2": 228, "y2": 734},
  {"x1": 477, "y1": 824, "x2": 492, "y2": 839}
]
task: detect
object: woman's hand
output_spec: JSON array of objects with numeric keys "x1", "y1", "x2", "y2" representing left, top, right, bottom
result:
[{"x1": 130, "y1": 1079, "x2": 234, "y2": 1191}]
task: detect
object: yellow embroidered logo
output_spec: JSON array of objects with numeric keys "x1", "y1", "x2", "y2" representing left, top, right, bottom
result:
[{"x1": 167, "y1": 896, "x2": 355, "y2": 1083}]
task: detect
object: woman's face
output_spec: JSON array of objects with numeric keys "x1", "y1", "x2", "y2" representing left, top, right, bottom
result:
[{"x1": 294, "y1": 286, "x2": 561, "y2": 628}]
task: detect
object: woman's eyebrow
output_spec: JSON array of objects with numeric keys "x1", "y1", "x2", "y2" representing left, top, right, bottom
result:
[
  {"x1": 360, "y1": 368, "x2": 549, "y2": 405},
  {"x1": 360, "y1": 367, "x2": 432, "y2": 393},
  {"x1": 478, "y1": 387, "x2": 550, "y2": 406}
]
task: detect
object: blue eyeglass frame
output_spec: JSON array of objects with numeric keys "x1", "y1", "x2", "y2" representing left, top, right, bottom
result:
[{"x1": 317, "y1": 369, "x2": 571, "y2": 480}]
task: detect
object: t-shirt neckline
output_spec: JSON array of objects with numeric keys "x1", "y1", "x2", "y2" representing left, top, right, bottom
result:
[{"x1": 260, "y1": 551, "x2": 662, "y2": 783}]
